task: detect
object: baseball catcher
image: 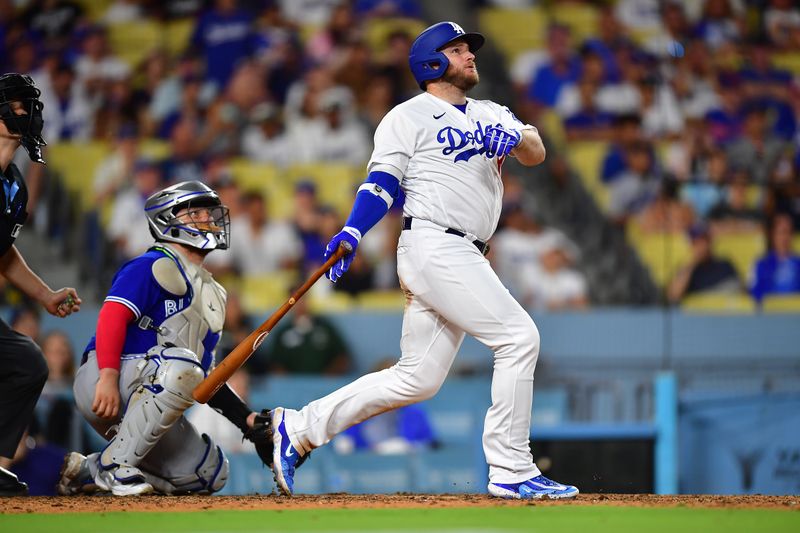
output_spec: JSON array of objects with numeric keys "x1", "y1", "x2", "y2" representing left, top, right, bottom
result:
[{"x1": 57, "y1": 181, "x2": 273, "y2": 496}]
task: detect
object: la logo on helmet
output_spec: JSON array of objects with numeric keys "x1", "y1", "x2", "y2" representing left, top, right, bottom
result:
[{"x1": 448, "y1": 22, "x2": 465, "y2": 34}]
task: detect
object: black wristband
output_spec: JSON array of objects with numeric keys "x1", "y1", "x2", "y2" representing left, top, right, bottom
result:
[{"x1": 207, "y1": 384, "x2": 252, "y2": 433}]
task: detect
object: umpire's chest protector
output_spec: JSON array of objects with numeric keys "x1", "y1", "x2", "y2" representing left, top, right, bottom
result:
[
  {"x1": 0, "y1": 162, "x2": 28, "y2": 256},
  {"x1": 151, "y1": 247, "x2": 226, "y2": 370}
]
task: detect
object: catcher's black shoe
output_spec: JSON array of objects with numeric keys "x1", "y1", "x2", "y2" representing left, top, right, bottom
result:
[{"x1": 0, "y1": 466, "x2": 28, "y2": 496}]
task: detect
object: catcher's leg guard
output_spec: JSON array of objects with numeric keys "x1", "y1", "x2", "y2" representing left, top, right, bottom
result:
[
  {"x1": 141, "y1": 433, "x2": 229, "y2": 494},
  {"x1": 97, "y1": 346, "x2": 204, "y2": 495}
]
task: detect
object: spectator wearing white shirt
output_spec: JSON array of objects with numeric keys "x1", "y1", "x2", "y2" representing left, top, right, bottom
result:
[
  {"x1": 92, "y1": 124, "x2": 139, "y2": 205},
  {"x1": 520, "y1": 244, "x2": 589, "y2": 312},
  {"x1": 241, "y1": 102, "x2": 292, "y2": 166},
  {"x1": 226, "y1": 190, "x2": 302, "y2": 275},
  {"x1": 493, "y1": 203, "x2": 579, "y2": 300},
  {"x1": 106, "y1": 159, "x2": 164, "y2": 261},
  {"x1": 41, "y1": 62, "x2": 94, "y2": 142},
  {"x1": 311, "y1": 89, "x2": 370, "y2": 166},
  {"x1": 73, "y1": 26, "x2": 131, "y2": 103}
]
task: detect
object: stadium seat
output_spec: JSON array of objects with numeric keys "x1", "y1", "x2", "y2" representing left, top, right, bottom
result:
[
  {"x1": 139, "y1": 138, "x2": 170, "y2": 159},
  {"x1": 633, "y1": 231, "x2": 692, "y2": 288},
  {"x1": 772, "y1": 52, "x2": 800, "y2": 75},
  {"x1": 165, "y1": 18, "x2": 194, "y2": 58},
  {"x1": 108, "y1": 21, "x2": 164, "y2": 68},
  {"x1": 551, "y1": 3, "x2": 599, "y2": 44},
  {"x1": 46, "y1": 142, "x2": 111, "y2": 211},
  {"x1": 364, "y1": 17, "x2": 426, "y2": 59},
  {"x1": 356, "y1": 290, "x2": 405, "y2": 311},
  {"x1": 239, "y1": 271, "x2": 295, "y2": 313},
  {"x1": 74, "y1": 0, "x2": 112, "y2": 21},
  {"x1": 478, "y1": 8, "x2": 548, "y2": 63},
  {"x1": 285, "y1": 163, "x2": 360, "y2": 218},
  {"x1": 228, "y1": 160, "x2": 292, "y2": 219},
  {"x1": 681, "y1": 292, "x2": 756, "y2": 314},
  {"x1": 761, "y1": 294, "x2": 800, "y2": 313},
  {"x1": 744, "y1": 184, "x2": 764, "y2": 209},
  {"x1": 565, "y1": 141, "x2": 610, "y2": 210},
  {"x1": 712, "y1": 232, "x2": 765, "y2": 281},
  {"x1": 308, "y1": 291, "x2": 355, "y2": 314},
  {"x1": 539, "y1": 109, "x2": 566, "y2": 150}
]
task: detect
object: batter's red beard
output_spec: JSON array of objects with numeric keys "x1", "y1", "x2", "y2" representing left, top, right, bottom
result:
[{"x1": 444, "y1": 65, "x2": 479, "y2": 91}]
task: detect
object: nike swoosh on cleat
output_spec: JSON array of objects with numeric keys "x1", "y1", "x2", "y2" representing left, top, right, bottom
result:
[
  {"x1": 433, "y1": 112, "x2": 446, "y2": 119},
  {"x1": 285, "y1": 447, "x2": 295, "y2": 458}
]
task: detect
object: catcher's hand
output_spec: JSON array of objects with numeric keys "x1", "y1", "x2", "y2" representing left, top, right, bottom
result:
[
  {"x1": 242, "y1": 409, "x2": 311, "y2": 469},
  {"x1": 243, "y1": 409, "x2": 274, "y2": 467}
]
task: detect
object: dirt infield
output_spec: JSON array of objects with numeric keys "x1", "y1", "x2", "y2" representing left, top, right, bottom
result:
[{"x1": 2, "y1": 494, "x2": 798, "y2": 514}]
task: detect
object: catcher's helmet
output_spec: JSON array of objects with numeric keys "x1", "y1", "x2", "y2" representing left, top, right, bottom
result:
[
  {"x1": 0, "y1": 73, "x2": 46, "y2": 164},
  {"x1": 408, "y1": 22, "x2": 485, "y2": 90},
  {"x1": 145, "y1": 181, "x2": 230, "y2": 251}
]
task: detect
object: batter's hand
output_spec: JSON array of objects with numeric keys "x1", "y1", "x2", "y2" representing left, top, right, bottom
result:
[
  {"x1": 43, "y1": 287, "x2": 82, "y2": 317},
  {"x1": 324, "y1": 228, "x2": 359, "y2": 282},
  {"x1": 93, "y1": 368, "x2": 121, "y2": 420},
  {"x1": 483, "y1": 125, "x2": 521, "y2": 158}
]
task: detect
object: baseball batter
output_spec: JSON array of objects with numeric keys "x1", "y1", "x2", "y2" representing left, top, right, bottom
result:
[
  {"x1": 270, "y1": 22, "x2": 578, "y2": 500},
  {"x1": 57, "y1": 181, "x2": 275, "y2": 496}
]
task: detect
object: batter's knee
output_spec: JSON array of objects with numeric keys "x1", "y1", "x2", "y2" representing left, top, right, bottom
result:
[{"x1": 391, "y1": 366, "x2": 445, "y2": 403}]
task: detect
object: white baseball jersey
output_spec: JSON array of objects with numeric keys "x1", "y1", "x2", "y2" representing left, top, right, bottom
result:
[{"x1": 367, "y1": 92, "x2": 535, "y2": 242}]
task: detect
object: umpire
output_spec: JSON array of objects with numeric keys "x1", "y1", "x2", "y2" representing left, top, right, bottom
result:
[{"x1": 0, "y1": 73, "x2": 81, "y2": 496}]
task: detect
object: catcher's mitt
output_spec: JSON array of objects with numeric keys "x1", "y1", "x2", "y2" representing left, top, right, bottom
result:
[
  {"x1": 243, "y1": 409, "x2": 274, "y2": 467},
  {"x1": 242, "y1": 409, "x2": 310, "y2": 469}
]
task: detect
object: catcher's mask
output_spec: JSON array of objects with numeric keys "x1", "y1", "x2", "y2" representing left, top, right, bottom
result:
[
  {"x1": 145, "y1": 181, "x2": 230, "y2": 251},
  {"x1": 0, "y1": 73, "x2": 46, "y2": 164}
]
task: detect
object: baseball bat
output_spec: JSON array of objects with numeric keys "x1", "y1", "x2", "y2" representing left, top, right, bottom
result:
[{"x1": 192, "y1": 241, "x2": 352, "y2": 403}]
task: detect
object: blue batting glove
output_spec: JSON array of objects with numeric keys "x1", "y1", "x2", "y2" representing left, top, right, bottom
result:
[
  {"x1": 483, "y1": 125, "x2": 521, "y2": 158},
  {"x1": 324, "y1": 227, "x2": 361, "y2": 282}
]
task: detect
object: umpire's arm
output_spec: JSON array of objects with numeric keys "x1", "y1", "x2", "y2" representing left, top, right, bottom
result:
[
  {"x1": 511, "y1": 128, "x2": 546, "y2": 167},
  {"x1": 0, "y1": 245, "x2": 80, "y2": 317}
]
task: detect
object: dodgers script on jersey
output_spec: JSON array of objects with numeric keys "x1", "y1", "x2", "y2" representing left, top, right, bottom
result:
[{"x1": 368, "y1": 92, "x2": 535, "y2": 241}]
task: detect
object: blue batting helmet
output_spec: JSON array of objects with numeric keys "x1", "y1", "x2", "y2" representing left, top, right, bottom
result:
[{"x1": 409, "y1": 22, "x2": 485, "y2": 90}]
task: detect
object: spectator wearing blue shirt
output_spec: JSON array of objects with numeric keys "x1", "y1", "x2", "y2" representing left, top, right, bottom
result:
[
  {"x1": 527, "y1": 24, "x2": 581, "y2": 108},
  {"x1": 563, "y1": 78, "x2": 614, "y2": 142},
  {"x1": 751, "y1": 214, "x2": 800, "y2": 302},
  {"x1": 190, "y1": 0, "x2": 256, "y2": 91},
  {"x1": 601, "y1": 114, "x2": 644, "y2": 184},
  {"x1": 705, "y1": 73, "x2": 743, "y2": 146}
]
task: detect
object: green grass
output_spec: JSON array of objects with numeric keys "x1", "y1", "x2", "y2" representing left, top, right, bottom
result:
[{"x1": 1, "y1": 506, "x2": 798, "y2": 533}]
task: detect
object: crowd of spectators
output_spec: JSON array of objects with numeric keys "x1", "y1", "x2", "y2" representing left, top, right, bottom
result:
[
  {"x1": 504, "y1": 0, "x2": 800, "y2": 304},
  {"x1": 2, "y1": 0, "x2": 799, "y2": 309}
]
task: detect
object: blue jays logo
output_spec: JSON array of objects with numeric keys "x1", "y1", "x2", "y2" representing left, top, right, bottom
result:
[{"x1": 437, "y1": 121, "x2": 494, "y2": 163}]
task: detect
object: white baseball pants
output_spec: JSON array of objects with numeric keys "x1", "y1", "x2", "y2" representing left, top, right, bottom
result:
[{"x1": 283, "y1": 224, "x2": 542, "y2": 483}]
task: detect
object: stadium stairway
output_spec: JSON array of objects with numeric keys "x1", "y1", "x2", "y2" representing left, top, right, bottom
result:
[{"x1": 16, "y1": 218, "x2": 90, "y2": 303}]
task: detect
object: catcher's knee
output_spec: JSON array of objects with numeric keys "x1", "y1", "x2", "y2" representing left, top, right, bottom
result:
[{"x1": 149, "y1": 345, "x2": 205, "y2": 408}]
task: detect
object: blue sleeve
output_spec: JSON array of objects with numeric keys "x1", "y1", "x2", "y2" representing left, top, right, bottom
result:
[
  {"x1": 344, "y1": 171, "x2": 401, "y2": 237},
  {"x1": 105, "y1": 255, "x2": 164, "y2": 320}
]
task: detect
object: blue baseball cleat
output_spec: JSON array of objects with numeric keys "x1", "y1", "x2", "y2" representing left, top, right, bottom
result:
[
  {"x1": 270, "y1": 407, "x2": 302, "y2": 496},
  {"x1": 488, "y1": 475, "x2": 579, "y2": 500}
]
